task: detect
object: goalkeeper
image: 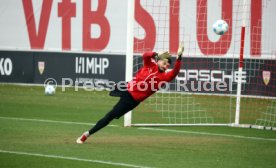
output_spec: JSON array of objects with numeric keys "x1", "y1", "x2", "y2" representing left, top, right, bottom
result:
[{"x1": 76, "y1": 42, "x2": 184, "y2": 144}]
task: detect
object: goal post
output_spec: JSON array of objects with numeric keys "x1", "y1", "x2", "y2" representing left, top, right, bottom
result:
[
  {"x1": 234, "y1": 0, "x2": 248, "y2": 125},
  {"x1": 124, "y1": 0, "x2": 276, "y2": 129},
  {"x1": 124, "y1": 0, "x2": 135, "y2": 127}
]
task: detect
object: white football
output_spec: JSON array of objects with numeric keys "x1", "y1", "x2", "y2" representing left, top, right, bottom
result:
[
  {"x1": 45, "y1": 85, "x2": 56, "y2": 95},
  {"x1": 213, "y1": 20, "x2": 229, "y2": 35}
]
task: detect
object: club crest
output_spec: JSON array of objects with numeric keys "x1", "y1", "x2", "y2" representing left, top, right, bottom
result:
[
  {"x1": 38, "y1": 61, "x2": 45, "y2": 75},
  {"x1": 262, "y1": 71, "x2": 271, "y2": 86}
]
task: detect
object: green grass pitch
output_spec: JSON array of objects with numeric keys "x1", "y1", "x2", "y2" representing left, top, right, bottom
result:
[{"x1": 0, "y1": 84, "x2": 276, "y2": 168}]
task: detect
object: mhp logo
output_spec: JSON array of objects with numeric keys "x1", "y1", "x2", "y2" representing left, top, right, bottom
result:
[{"x1": 0, "y1": 58, "x2": 13, "y2": 76}]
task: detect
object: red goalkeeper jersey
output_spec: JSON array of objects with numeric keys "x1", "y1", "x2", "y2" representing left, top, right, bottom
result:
[{"x1": 127, "y1": 52, "x2": 181, "y2": 102}]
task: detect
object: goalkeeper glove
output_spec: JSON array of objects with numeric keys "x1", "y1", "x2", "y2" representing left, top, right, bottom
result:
[{"x1": 177, "y1": 42, "x2": 184, "y2": 60}]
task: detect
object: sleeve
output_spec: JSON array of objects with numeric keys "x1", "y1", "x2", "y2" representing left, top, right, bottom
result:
[
  {"x1": 143, "y1": 52, "x2": 157, "y2": 67},
  {"x1": 161, "y1": 60, "x2": 181, "y2": 82}
]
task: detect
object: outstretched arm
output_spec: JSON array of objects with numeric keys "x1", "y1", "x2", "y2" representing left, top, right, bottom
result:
[
  {"x1": 162, "y1": 60, "x2": 181, "y2": 82},
  {"x1": 162, "y1": 42, "x2": 184, "y2": 82}
]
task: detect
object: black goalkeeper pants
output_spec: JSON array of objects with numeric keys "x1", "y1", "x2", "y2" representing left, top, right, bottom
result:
[{"x1": 88, "y1": 91, "x2": 140, "y2": 135}]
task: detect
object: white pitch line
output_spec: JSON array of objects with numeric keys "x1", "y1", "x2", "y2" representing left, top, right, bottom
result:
[
  {"x1": 139, "y1": 127, "x2": 276, "y2": 142},
  {"x1": 0, "y1": 116, "x2": 119, "y2": 127},
  {"x1": 0, "y1": 149, "x2": 153, "y2": 168},
  {"x1": 1, "y1": 116, "x2": 275, "y2": 142}
]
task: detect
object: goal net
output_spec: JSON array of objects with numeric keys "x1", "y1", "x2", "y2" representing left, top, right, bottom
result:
[{"x1": 125, "y1": 0, "x2": 276, "y2": 129}]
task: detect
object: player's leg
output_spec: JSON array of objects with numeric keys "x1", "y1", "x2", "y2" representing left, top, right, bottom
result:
[
  {"x1": 76, "y1": 91, "x2": 139, "y2": 144},
  {"x1": 88, "y1": 98, "x2": 139, "y2": 135}
]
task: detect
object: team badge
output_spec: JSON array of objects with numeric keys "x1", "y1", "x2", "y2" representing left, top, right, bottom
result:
[
  {"x1": 262, "y1": 71, "x2": 271, "y2": 86},
  {"x1": 38, "y1": 61, "x2": 45, "y2": 75}
]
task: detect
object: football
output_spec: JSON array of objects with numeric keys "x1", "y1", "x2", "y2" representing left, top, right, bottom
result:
[
  {"x1": 45, "y1": 85, "x2": 56, "y2": 95},
  {"x1": 212, "y1": 20, "x2": 229, "y2": 35}
]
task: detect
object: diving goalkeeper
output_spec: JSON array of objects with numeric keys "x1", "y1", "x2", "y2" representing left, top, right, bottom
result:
[{"x1": 76, "y1": 42, "x2": 184, "y2": 144}]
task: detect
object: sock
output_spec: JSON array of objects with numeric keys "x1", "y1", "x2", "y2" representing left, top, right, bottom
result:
[{"x1": 83, "y1": 131, "x2": 90, "y2": 137}]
